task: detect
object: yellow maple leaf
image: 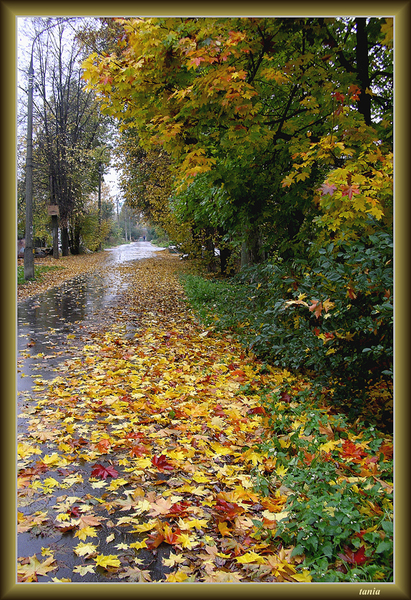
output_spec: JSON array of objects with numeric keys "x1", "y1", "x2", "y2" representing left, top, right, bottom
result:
[
  {"x1": 129, "y1": 539, "x2": 148, "y2": 550},
  {"x1": 319, "y1": 439, "x2": 341, "y2": 453},
  {"x1": 274, "y1": 510, "x2": 290, "y2": 522},
  {"x1": 56, "y1": 512, "x2": 71, "y2": 522},
  {"x1": 107, "y1": 478, "x2": 129, "y2": 490},
  {"x1": 292, "y1": 569, "x2": 313, "y2": 582},
  {"x1": 276, "y1": 465, "x2": 289, "y2": 477},
  {"x1": 74, "y1": 542, "x2": 98, "y2": 557},
  {"x1": 73, "y1": 565, "x2": 95, "y2": 576},
  {"x1": 74, "y1": 526, "x2": 98, "y2": 541},
  {"x1": 176, "y1": 532, "x2": 197, "y2": 549},
  {"x1": 242, "y1": 448, "x2": 264, "y2": 466},
  {"x1": 236, "y1": 551, "x2": 267, "y2": 565},
  {"x1": 94, "y1": 554, "x2": 121, "y2": 569},
  {"x1": 192, "y1": 472, "x2": 210, "y2": 483},
  {"x1": 17, "y1": 442, "x2": 42, "y2": 459},
  {"x1": 210, "y1": 442, "x2": 233, "y2": 456},
  {"x1": 261, "y1": 510, "x2": 277, "y2": 521},
  {"x1": 91, "y1": 480, "x2": 108, "y2": 489},
  {"x1": 179, "y1": 518, "x2": 209, "y2": 530},
  {"x1": 162, "y1": 552, "x2": 187, "y2": 567},
  {"x1": 217, "y1": 521, "x2": 232, "y2": 537},
  {"x1": 166, "y1": 570, "x2": 189, "y2": 582},
  {"x1": 17, "y1": 554, "x2": 58, "y2": 582},
  {"x1": 167, "y1": 449, "x2": 186, "y2": 460},
  {"x1": 131, "y1": 520, "x2": 158, "y2": 533}
]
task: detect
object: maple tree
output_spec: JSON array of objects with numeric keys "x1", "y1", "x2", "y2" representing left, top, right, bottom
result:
[{"x1": 82, "y1": 16, "x2": 392, "y2": 266}]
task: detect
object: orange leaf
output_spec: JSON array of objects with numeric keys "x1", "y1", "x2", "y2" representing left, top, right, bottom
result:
[{"x1": 217, "y1": 521, "x2": 232, "y2": 536}]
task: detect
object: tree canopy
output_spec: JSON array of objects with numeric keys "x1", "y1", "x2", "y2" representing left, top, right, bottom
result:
[{"x1": 82, "y1": 16, "x2": 393, "y2": 268}]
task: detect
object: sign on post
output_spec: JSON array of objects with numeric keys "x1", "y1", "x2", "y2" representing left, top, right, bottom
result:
[{"x1": 48, "y1": 205, "x2": 59, "y2": 216}]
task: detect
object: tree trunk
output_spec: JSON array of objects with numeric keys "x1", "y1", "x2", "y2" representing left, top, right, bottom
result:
[
  {"x1": 219, "y1": 246, "x2": 232, "y2": 276},
  {"x1": 52, "y1": 215, "x2": 59, "y2": 259},
  {"x1": 61, "y1": 226, "x2": 69, "y2": 256},
  {"x1": 355, "y1": 18, "x2": 372, "y2": 126},
  {"x1": 70, "y1": 216, "x2": 81, "y2": 255},
  {"x1": 204, "y1": 227, "x2": 216, "y2": 273},
  {"x1": 241, "y1": 225, "x2": 265, "y2": 269}
]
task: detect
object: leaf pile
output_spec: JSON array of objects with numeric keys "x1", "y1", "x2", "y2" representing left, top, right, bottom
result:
[{"x1": 17, "y1": 253, "x2": 393, "y2": 582}]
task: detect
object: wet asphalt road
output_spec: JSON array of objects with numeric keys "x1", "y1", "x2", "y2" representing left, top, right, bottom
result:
[{"x1": 17, "y1": 241, "x2": 174, "y2": 582}]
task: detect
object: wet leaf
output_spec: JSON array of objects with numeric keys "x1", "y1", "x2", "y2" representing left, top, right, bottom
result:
[
  {"x1": 90, "y1": 464, "x2": 119, "y2": 479},
  {"x1": 17, "y1": 555, "x2": 58, "y2": 582},
  {"x1": 94, "y1": 554, "x2": 121, "y2": 569}
]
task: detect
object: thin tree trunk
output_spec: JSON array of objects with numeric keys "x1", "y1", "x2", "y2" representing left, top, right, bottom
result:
[
  {"x1": 241, "y1": 225, "x2": 265, "y2": 269},
  {"x1": 52, "y1": 215, "x2": 59, "y2": 259},
  {"x1": 61, "y1": 225, "x2": 69, "y2": 256},
  {"x1": 355, "y1": 18, "x2": 372, "y2": 125}
]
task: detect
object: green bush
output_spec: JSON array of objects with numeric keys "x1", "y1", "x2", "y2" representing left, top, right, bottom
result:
[
  {"x1": 252, "y1": 388, "x2": 393, "y2": 582},
  {"x1": 183, "y1": 231, "x2": 393, "y2": 420}
]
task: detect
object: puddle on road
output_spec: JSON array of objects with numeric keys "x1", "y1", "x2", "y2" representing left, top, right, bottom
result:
[
  {"x1": 17, "y1": 243, "x2": 175, "y2": 582},
  {"x1": 17, "y1": 243, "x2": 166, "y2": 395}
]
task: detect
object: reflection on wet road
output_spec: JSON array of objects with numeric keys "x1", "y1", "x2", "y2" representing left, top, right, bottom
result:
[
  {"x1": 17, "y1": 242, "x2": 165, "y2": 406},
  {"x1": 17, "y1": 242, "x2": 172, "y2": 580}
]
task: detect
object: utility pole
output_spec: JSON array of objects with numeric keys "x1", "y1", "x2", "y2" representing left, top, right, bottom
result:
[
  {"x1": 23, "y1": 19, "x2": 74, "y2": 279},
  {"x1": 98, "y1": 161, "x2": 103, "y2": 251},
  {"x1": 24, "y1": 55, "x2": 34, "y2": 279}
]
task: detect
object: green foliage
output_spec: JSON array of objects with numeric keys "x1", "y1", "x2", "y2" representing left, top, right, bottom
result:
[
  {"x1": 182, "y1": 230, "x2": 392, "y2": 424},
  {"x1": 80, "y1": 211, "x2": 111, "y2": 251},
  {"x1": 253, "y1": 388, "x2": 393, "y2": 581}
]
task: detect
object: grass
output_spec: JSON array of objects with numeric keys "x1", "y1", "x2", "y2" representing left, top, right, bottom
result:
[{"x1": 17, "y1": 264, "x2": 64, "y2": 286}]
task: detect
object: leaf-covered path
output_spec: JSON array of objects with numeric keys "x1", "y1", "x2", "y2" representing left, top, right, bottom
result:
[{"x1": 17, "y1": 251, "x2": 393, "y2": 584}]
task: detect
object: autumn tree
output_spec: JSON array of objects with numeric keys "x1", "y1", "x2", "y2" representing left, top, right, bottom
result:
[
  {"x1": 21, "y1": 17, "x2": 111, "y2": 256},
  {"x1": 82, "y1": 17, "x2": 392, "y2": 267},
  {"x1": 115, "y1": 126, "x2": 186, "y2": 245}
]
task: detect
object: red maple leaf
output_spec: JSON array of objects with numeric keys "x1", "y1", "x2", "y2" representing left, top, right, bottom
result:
[
  {"x1": 348, "y1": 84, "x2": 361, "y2": 101},
  {"x1": 130, "y1": 444, "x2": 149, "y2": 457},
  {"x1": 309, "y1": 300, "x2": 323, "y2": 319},
  {"x1": 333, "y1": 91, "x2": 345, "y2": 103},
  {"x1": 69, "y1": 506, "x2": 81, "y2": 517},
  {"x1": 279, "y1": 391, "x2": 291, "y2": 403},
  {"x1": 303, "y1": 450, "x2": 315, "y2": 465},
  {"x1": 248, "y1": 406, "x2": 266, "y2": 415},
  {"x1": 191, "y1": 56, "x2": 205, "y2": 67},
  {"x1": 126, "y1": 431, "x2": 145, "y2": 440},
  {"x1": 168, "y1": 502, "x2": 191, "y2": 517},
  {"x1": 146, "y1": 522, "x2": 180, "y2": 548},
  {"x1": 145, "y1": 531, "x2": 165, "y2": 550},
  {"x1": 318, "y1": 182, "x2": 337, "y2": 196},
  {"x1": 151, "y1": 454, "x2": 174, "y2": 471},
  {"x1": 214, "y1": 404, "x2": 226, "y2": 417},
  {"x1": 91, "y1": 463, "x2": 119, "y2": 480},
  {"x1": 341, "y1": 184, "x2": 360, "y2": 200},
  {"x1": 341, "y1": 440, "x2": 368, "y2": 462},
  {"x1": 347, "y1": 285, "x2": 357, "y2": 299},
  {"x1": 338, "y1": 545, "x2": 368, "y2": 566},
  {"x1": 97, "y1": 439, "x2": 110, "y2": 453},
  {"x1": 213, "y1": 498, "x2": 244, "y2": 522}
]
